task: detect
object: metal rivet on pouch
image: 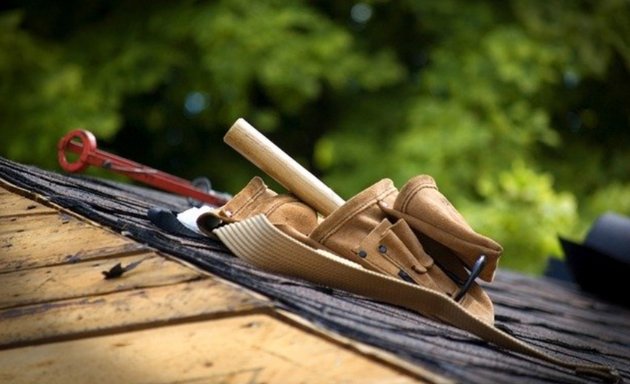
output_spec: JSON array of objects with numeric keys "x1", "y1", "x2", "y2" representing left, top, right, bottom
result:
[
  {"x1": 378, "y1": 245, "x2": 387, "y2": 253},
  {"x1": 358, "y1": 250, "x2": 367, "y2": 258}
]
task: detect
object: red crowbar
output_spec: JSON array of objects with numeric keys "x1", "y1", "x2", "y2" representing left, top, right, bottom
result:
[{"x1": 57, "y1": 129, "x2": 230, "y2": 206}]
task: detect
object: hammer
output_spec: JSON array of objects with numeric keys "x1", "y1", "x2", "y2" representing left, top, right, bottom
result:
[{"x1": 224, "y1": 118, "x2": 344, "y2": 216}]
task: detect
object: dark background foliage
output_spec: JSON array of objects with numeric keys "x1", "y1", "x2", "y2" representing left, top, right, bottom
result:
[{"x1": 1, "y1": 0, "x2": 629, "y2": 273}]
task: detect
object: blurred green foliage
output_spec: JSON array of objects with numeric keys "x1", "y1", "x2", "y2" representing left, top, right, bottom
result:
[{"x1": 1, "y1": 0, "x2": 629, "y2": 274}]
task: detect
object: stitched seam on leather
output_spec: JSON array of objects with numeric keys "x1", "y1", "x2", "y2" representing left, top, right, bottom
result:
[
  {"x1": 319, "y1": 187, "x2": 397, "y2": 244},
  {"x1": 401, "y1": 183, "x2": 438, "y2": 212},
  {"x1": 355, "y1": 225, "x2": 401, "y2": 275},
  {"x1": 264, "y1": 195, "x2": 297, "y2": 216},
  {"x1": 309, "y1": 180, "x2": 396, "y2": 242},
  {"x1": 369, "y1": 226, "x2": 423, "y2": 273},
  {"x1": 390, "y1": 188, "x2": 502, "y2": 255},
  {"x1": 387, "y1": 208, "x2": 501, "y2": 257},
  {"x1": 363, "y1": 258, "x2": 393, "y2": 275},
  {"x1": 390, "y1": 219, "x2": 434, "y2": 267},
  {"x1": 231, "y1": 184, "x2": 268, "y2": 217}
]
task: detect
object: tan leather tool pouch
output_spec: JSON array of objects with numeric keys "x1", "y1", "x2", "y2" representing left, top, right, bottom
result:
[
  {"x1": 204, "y1": 175, "x2": 496, "y2": 322},
  {"x1": 309, "y1": 178, "x2": 494, "y2": 322},
  {"x1": 196, "y1": 176, "x2": 318, "y2": 237},
  {"x1": 381, "y1": 175, "x2": 503, "y2": 282}
]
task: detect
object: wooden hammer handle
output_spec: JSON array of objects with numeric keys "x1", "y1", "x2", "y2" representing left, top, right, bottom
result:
[{"x1": 224, "y1": 118, "x2": 345, "y2": 216}]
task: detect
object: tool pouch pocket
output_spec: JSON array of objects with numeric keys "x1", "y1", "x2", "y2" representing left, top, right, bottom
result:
[
  {"x1": 355, "y1": 218, "x2": 459, "y2": 296},
  {"x1": 205, "y1": 175, "x2": 496, "y2": 322},
  {"x1": 381, "y1": 175, "x2": 503, "y2": 282},
  {"x1": 197, "y1": 176, "x2": 318, "y2": 237},
  {"x1": 309, "y1": 179, "x2": 398, "y2": 265},
  {"x1": 309, "y1": 178, "x2": 495, "y2": 323}
]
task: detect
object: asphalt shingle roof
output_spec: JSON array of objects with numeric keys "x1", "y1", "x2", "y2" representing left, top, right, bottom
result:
[{"x1": 1, "y1": 156, "x2": 628, "y2": 383}]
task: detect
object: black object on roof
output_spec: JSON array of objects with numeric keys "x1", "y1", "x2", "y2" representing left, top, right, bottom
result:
[{"x1": 560, "y1": 212, "x2": 630, "y2": 307}]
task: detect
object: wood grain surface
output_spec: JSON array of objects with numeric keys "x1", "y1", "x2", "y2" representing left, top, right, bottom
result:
[
  {"x1": 0, "y1": 313, "x2": 420, "y2": 384},
  {"x1": 0, "y1": 179, "x2": 426, "y2": 383}
]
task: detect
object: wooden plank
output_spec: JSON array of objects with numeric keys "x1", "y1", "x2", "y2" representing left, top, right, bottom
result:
[
  {"x1": 0, "y1": 213, "x2": 141, "y2": 272},
  {"x1": 1, "y1": 211, "x2": 88, "y2": 234},
  {"x1": 0, "y1": 193, "x2": 56, "y2": 217},
  {"x1": 0, "y1": 254, "x2": 201, "y2": 309},
  {"x1": 0, "y1": 313, "x2": 421, "y2": 384},
  {"x1": 0, "y1": 278, "x2": 270, "y2": 349}
]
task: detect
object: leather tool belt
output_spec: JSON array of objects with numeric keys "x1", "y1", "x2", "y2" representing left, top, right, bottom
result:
[{"x1": 196, "y1": 175, "x2": 619, "y2": 383}]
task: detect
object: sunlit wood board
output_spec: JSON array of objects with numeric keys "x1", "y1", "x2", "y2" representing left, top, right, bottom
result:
[{"x1": 0, "y1": 183, "x2": 434, "y2": 384}]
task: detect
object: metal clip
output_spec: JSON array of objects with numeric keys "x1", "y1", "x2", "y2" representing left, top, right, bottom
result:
[{"x1": 453, "y1": 254, "x2": 487, "y2": 302}]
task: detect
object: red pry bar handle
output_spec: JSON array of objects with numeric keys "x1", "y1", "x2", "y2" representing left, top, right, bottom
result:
[{"x1": 57, "y1": 129, "x2": 230, "y2": 206}]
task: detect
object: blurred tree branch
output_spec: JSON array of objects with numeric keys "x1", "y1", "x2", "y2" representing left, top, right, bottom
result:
[{"x1": 1, "y1": 0, "x2": 628, "y2": 273}]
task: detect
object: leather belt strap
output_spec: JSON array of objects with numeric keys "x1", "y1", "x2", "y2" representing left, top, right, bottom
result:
[{"x1": 214, "y1": 215, "x2": 621, "y2": 383}]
